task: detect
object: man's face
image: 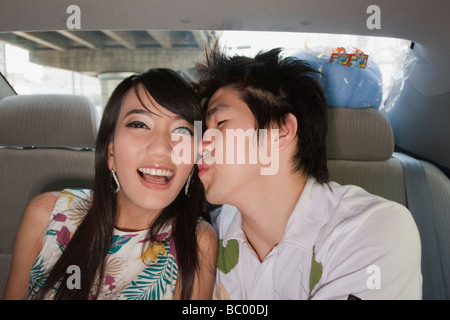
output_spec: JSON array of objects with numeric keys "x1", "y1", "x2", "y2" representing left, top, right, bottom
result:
[{"x1": 198, "y1": 86, "x2": 271, "y2": 205}]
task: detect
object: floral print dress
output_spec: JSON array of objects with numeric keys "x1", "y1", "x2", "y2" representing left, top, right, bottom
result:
[{"x1": 27, "y1": 189, "x2": 178, "y2": 300}]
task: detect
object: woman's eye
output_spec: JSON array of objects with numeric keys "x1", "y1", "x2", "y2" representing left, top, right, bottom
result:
[
  {"x1": 217, "y1": 120, "x2": 227, "y2": 127},
  {"x1": 173, "y1": 126, "x2": 193, "y2": 136},
  {"x1": 126, "y1": 121, "x2": 148, "y2": 129}
]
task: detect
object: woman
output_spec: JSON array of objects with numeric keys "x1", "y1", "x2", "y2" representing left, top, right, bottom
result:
[{"x1": 3, "y1": 69, "x2": 217, "y2": 300}]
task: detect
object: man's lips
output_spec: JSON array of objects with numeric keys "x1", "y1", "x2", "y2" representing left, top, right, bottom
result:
[
  {"x1": 197, "y1": 162, "x2": 210, "y2": 172},
  {"x1": 197, "y1": 162, "x2": 210, "y2": 179}
]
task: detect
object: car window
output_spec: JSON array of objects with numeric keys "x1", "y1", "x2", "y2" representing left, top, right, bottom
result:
[{"x1": 0, "y1": 30, "x2": 411, "y2": 116}]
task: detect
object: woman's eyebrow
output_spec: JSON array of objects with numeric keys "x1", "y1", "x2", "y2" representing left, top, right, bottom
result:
[
  {"x1": 124, "y1": 108, "x2": 185, "y2": 121},
  {"x1": 123, "y1": 108, "x2": 152, "y2": 118},
  {"x1": 206, "y1": 103, "x2": 230, "y2": 120}
]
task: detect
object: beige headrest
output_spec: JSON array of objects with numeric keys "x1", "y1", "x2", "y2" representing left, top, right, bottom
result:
[
  {"x1": 0, "y1": 94, "x2": 99, "y2": 149},
  {"x1": 326, "y1": 107, "x2": 394, "y2": 161}
]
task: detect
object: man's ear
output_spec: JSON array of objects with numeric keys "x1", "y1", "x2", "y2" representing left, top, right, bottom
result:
[
  {"x1": 276, "y1": 113, "x2": 298, "y2": 150},
  {"x1": 107, "y1": 140, "x2": 115, "y2": 171}
]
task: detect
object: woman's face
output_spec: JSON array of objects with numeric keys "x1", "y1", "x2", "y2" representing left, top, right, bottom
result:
[{"x1": 108, "y1": 84, "x2": 195, "y2": 215}]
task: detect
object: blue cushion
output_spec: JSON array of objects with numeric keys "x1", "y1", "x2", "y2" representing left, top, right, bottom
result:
[{"x1": 295, "y1": 50, "x2": 383, "y2": 109}]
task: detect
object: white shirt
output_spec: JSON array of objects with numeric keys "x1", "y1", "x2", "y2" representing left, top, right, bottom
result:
[{"x1": 212, "y1": 177, "x2": 422, "y2": 300}]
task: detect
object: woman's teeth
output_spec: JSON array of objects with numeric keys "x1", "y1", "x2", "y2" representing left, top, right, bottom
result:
[
  {"x1": 138, "y1": 168, "x2": 175, "y2": 184},
  {"x1": 138, "y1": 168, "x2": 174, "y2": 177}
]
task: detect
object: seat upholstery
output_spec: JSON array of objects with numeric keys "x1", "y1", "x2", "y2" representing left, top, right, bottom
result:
[
  {"x1": 327, "y1": 107, "x2": 406, "y2": 205},
  {"x1": 0, "y1": 94, "x2": 99, "y2": 297},
  {"x1": 326, "y1": 106, "x2": 450, "y2": 299},
  {"x1": 422, "y1": 161, "x2": 450, "y2": 298}
]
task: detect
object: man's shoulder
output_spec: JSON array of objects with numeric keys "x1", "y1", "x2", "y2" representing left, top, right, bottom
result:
[
  {"x1": 317, "y1": 181, "x2": 419, "y2": 255},
  {"x1": 313, "y1": 182, "x2": 422, "y2": 299},
  {"x1": 327, "y1": 181, "x2": 411, "y2": 225}
]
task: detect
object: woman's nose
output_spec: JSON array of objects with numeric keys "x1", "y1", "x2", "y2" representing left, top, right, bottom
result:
[
  {"x1": 146, "y1": 132, "x2": 172, "y2": 158},
  {"x1": 199, "y1": 129, "x2": 220, "y2": 163},
  {"x1": 199, "y1": 137, "x2": 213, "y2": 158}
]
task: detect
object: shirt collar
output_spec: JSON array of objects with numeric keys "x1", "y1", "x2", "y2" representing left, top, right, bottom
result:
[
  {"x1": 279, "y1": 176, "x2": 328, "y2": 251},
  {"x1": 217, "y1": 205, "x2": 247, "y2": 246},
  {"x1": 221, "y1": 176, "x2": 329, "y2": 251}
]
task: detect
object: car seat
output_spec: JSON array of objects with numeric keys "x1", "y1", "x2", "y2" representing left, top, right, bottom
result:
[
  {"x1": 327, "y1": 106, "x2": 450, "y2": 299},
  {"x1": 0, "y1": 94, "x2": 99, "y2": 297}
]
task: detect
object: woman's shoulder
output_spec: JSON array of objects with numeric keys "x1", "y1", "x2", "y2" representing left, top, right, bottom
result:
[
  {"x1": 49, "y1": 189, "x2": 92, "y2": 224},
  {"x1": 52, "y1": 188, "x2": 92, "y2": 211},
  {"x1": 26, "y1": 189, "x2": 93, "y2": 233},
  {"x1": 59, "y1": 189, "x2": 93, "y2": 201},
  {"x1": 28, "y1": 191, "x2": 60, "y2": 209},
  {"x1": 22, "y1": 191, "x2": 61, "y2": 231},
  {"x1": 196, "y1": 218, "x2": 218, "y2": 248}
]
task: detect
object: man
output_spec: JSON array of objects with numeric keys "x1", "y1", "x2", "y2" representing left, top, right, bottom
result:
[{"x1": 195, "y1": 47, "x2": 422, "y2": 299}]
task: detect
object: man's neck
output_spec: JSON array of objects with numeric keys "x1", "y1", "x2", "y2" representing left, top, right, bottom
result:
[{"x1": 234, "y1": 170, "x2": 308, "y2": 262}]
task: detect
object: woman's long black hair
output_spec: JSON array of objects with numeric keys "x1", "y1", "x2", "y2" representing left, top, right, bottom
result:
[{"x1": 33, "y1": 69, "x2": 208, "y2": 300}]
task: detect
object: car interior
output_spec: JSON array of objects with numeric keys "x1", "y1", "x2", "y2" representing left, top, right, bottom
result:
[{"x1": 0, "y1": 0, "x2": 449, "y2": 299}]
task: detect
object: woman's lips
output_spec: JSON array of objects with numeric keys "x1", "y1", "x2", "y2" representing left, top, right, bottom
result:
[
  {"x1": 138, "y1": 167, "x2": 175, "y2": 184},
  {"x1": 137, "y1": 166, "x2": 175, "y2": 189}
]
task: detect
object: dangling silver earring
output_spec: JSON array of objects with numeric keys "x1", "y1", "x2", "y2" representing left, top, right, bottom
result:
[
  {"x1": 110, "y1": 170, "x2": 121, "y2": 193},
  {"x1": 184, "y1": 168, "x2": 194, "y2": 196}
]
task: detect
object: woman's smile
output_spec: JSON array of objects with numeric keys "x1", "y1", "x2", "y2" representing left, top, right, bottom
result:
[{"x1": 137, "y1": 165, "x2": 176, "y2": 189}]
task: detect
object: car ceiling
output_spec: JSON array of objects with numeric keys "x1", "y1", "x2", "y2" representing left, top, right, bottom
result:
[{"x1": 0, "y1": 0, "x2": 448, "y2": 96}]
